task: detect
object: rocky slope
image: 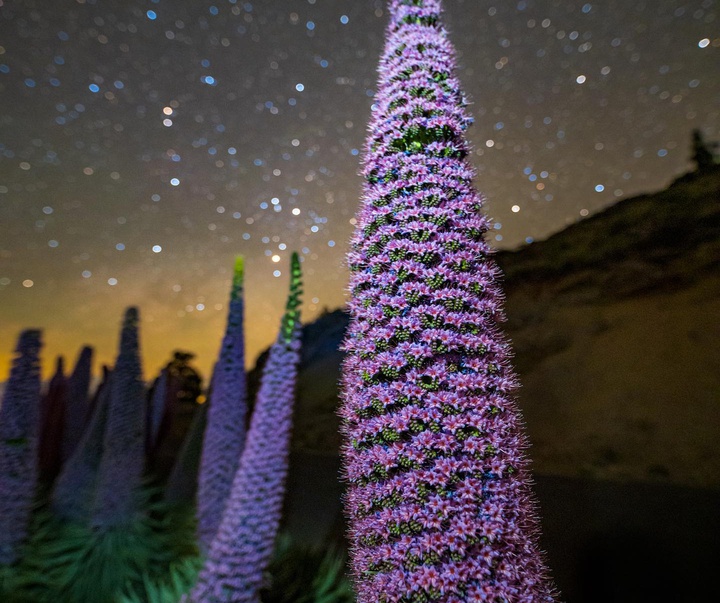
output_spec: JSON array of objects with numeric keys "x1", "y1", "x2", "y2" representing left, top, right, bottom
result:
[{"x1": 262, "y1": 166, "x2": 720, "y2": 490}]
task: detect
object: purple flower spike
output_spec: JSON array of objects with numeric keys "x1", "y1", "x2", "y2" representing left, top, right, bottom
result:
[
  {"x1": 147, "y1": 368, "x2": 169, "y2": 452},
  {"x1": 339, "y1": 2, "x2": 558, "y2": 601},
  {"x1": 52, "y1": 371, "x2": 112, "y2": 523},
  {"x1": 91, "y1": 307, "x2": 146, "y2": 529},
  {"x1": 0, "y1": 329, "x2": 42, "y2": 566},
  {"x1": 197, "y1": 256, "x2": 249, "y2": 552},
  {"x1": 38, "y1": 356, "x2": 68, "y2": 483},
  {"x1": 190, "y1": 253, "x2": 303, "y2": 603},
  {"x1": 61, "y1": 346, "x2": 94, "y2": 464}
]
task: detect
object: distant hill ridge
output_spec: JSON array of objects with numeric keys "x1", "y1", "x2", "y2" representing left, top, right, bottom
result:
[
  {"x1": 497, "y1": 165, "x2": 720, "y2": 293},
  {"x1": 259, "y1": 167, "x2": 720, "y2": 489}
]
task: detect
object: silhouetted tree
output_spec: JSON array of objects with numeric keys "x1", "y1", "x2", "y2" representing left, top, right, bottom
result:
[
  {"x1": 148, "y1": 351, "x2": 203, "y2": 482},
  {"x1": 692, "y1": 129, "x2": 716, "y2": 173}
]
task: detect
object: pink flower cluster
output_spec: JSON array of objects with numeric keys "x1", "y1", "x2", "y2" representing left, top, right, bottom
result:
[
  {"x1": 190, "y1": 254, "x2": 303, "y2": 603},
  {"x1": 196, "y1": 257, "x2": 249, "y2": 551},
  {"x1": 0, "y1": 330, "x2": 42, "y2": 565},
  {"x1": 340, "y1": 1, "x2": 557, "y2": 601}
]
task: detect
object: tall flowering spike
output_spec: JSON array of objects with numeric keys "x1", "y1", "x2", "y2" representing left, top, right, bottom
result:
[
  {"x1": 61, "y1": 346, "x2": 94, "y2": 463},
  {"x1": 196, "y1": 256, "x2": 249, "y2": 551},
  {"x1": 52, "y1": 372, "x2": 112, "y2": 523},
  {"x1": 91, "y1": 307, "x2": 146, "y2": 529},
  {"x1": 147, "y1": 368, "x2": 169, "y2": 452},
  {"x1": 0, "y1": 330, "x2": 42, "y2": 566},
  {"x1": 280, "y1": 253, "x2": 303, "y2": 344},
  {"x1": 38, "y1": 356, "x2": 68, "y2": 483},
  {"x1": 190, "y1": 254, "x2": 303, "y2": 603},
  {"x1": 339, "y1": 2, "x2": 557, "y2": 601},
  {"x1": 164, "y1": 401, "x2": 208, "y2": 507}
]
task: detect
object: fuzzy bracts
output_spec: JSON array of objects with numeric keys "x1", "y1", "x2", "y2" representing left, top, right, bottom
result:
[
  {"x1": 339, "y1": 2, "x2": 556, "y2": 601},
  {"x1": 190, "y1": 254, "x2": 303, "y2": 603},
  {"x1": 91, "y1": 307, "x2": 146, "y2": 529},
  {"x1": 0, "y1": 330, "x2": 42, "y2": 566},
  {"x1": 196, "y1": 257, "x2": 249, "y2": 551}
]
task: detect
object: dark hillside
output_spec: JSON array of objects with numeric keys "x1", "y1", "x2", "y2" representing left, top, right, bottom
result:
[
  {"x1": 253, "y1": 167, "x2": 720, "y2": 489},
  {"x1": 498, "y1": 166, "x2": 720, "y2": 298},
  {"x1": 265, "y1": 168, "x2": 720, "y2": 601}
]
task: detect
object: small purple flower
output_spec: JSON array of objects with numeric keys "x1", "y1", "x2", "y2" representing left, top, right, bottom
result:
[
  {"x1": 190, "y1": 253, "x2": 303, "y2": 603},
  {"x1": 196, "y1": 257, "x2": 249, "y2": 552},
  {"x1": 339, "y1": 1, "x2": 557, "y2": 601},
  {"x1": 0, "y1": 329, "x2": 42, "y2": 565}
]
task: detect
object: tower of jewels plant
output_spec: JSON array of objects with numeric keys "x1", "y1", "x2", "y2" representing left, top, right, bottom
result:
[
  {"x1": 52, "y1": 370, "x2": 111, "y2": 523},
  {"x1": 190, "y1": 253, "x2": 303, "y2": 603},
  {"x1": 339, "y1": 1, "x2": 557, "y2": 601},
  {"x1": 196, "y1": 256, "x2": 249, "y2": 552},
  {"x1": 91, "y1": 306, "x2": 146, "y2": 529},
  {"x1": 37, "y1": 309, "x2": 179, "y2": 602},
  {"x1": 0, "y1": 330, "x2": 42, "y2": 567},
  {"x1": 61, "y1": 346, "x2": 94, "y2": 464},
  {"x1": 38, "y1": 356, "x2": 67, "y2": 484}
]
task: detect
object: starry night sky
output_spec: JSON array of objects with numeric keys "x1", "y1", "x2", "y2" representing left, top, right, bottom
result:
[{"x1": 1, "y1": 0, "x2": 717, "y2": 381}]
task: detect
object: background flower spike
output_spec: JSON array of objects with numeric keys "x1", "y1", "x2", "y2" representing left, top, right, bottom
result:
[
  {"x1": 190, "y1": 254, "x2": 303, "y2": 603},
  {"x1": 0, "y1": 329, "x2": 43, "y2": 567},
  {"x1": 52, "y1": 370, "x2": 113, "y2": 524},
  {"x1": 91, "y1": 307, "x2": 146, "y2": 530},
  {"x1": 196, "y1": 255, "x2": 249, "y2": 552},
  {"x1": 61, "y1": 346, "x2": 94, "y2": 464}
]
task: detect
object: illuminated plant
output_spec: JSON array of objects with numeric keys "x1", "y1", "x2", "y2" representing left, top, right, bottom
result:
[
  {"x1": 196, "y1": 257, "x2": 249, "y2": 551},
  {"x1": 0, "y1": 330, "x2": 42, "y2": 566},
  {"x1": 190, "y1": 254, "x2": 303, "y2": 603},
  {"x1": 339, "y1": 1, "x2": 557, "y2": 601}
]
